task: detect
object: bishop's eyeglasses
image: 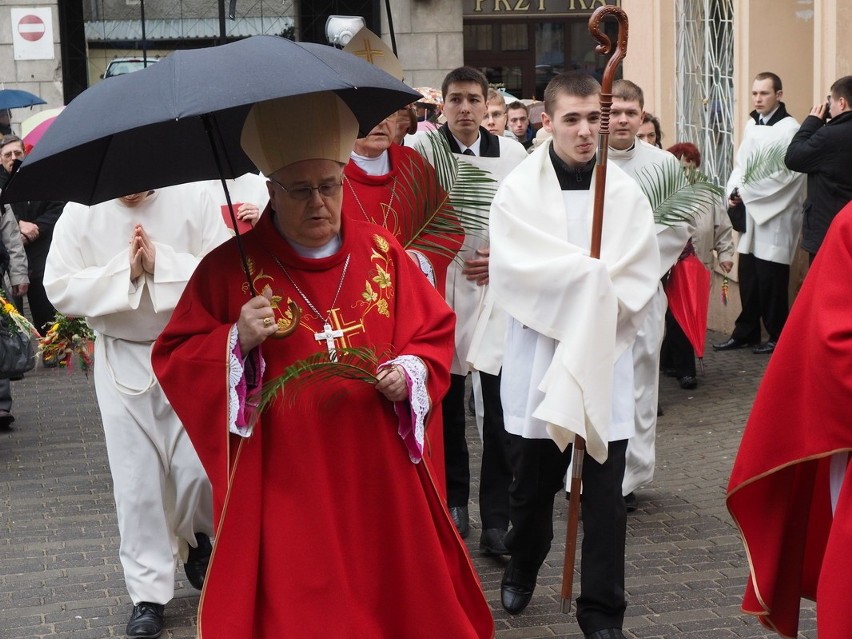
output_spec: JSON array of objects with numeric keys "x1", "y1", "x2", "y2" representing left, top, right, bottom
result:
[{"x1": 268, "y1": 176, "x2": 343, "y2": 201}]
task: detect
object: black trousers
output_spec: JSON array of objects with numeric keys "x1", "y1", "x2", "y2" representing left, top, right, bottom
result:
[
  {"x1": 732, "y1": 253, "x2": 789, "y2": 343},
  {"x1": 13, "y1": 277, "x2": 56, "y2": 334},
  {"x1": 660, "y1": 308, "x2": 696, "y2": 378},
  {"x1": 442, "y1": 371, "x2": 514, "y2": 529},
  {"x1": 504, "y1": 436, "x2": 628, "y2": 635}
]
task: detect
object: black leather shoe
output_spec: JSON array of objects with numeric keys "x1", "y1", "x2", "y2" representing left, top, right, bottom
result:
[
  {"x1": 678, "y1": 375, "x2": 698, "y2": 390},
  {"x1": 479, "y1": 528, "x2": 509, "y2": 555},
  {"x1": 624, "y1": 492, "x2": 638, "y2": 512},
  {"x1": 586, "y1": 629, "x2": 626, "y2": 639},
  {"x1": 449, "y1": 506, "x2": 469, "y2": 538},
  {"x1": 126, "y1": 602, "x2": 164, "y2": 639},
  {"x1": 184, "y1": 533, "x2": 212, "y2": 590},
  {"x1": 501, "y1": 560, "x2": 538, "y2": 614},
  {"x1": 712, "y1": 337, "x2": 753, "y2": 351},
  {"x1": 0, "y1": 410, "x2": 14, "y2": 431},
  {"x1": 752, "y1": 340, "x2": 776, "y2": 354}
]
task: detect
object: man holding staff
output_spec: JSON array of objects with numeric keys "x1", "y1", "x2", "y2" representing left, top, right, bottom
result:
[{"x1": 480, "y1": 71, "x2": 659, "y2": 639}]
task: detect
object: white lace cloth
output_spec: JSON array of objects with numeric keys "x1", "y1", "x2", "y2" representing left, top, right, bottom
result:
[
  {"x1": 379, "y1": 355, "x2": 430, "y2": 463},
  {"x1": 228, "y1": 324, "x2": 265, "y2": 437},
  {"x1": 406, "y1": 250, "x2": 436, "y2": 287}
]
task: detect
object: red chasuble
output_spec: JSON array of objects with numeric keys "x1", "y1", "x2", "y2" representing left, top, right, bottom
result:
[
  {"x1": 153, "y1": 212, "x2": 493, "y2": 639},
  {"x1": 727, "y1": 202, "x2": 852, "y2": 639},
  {"x1": 343, "y1": 143, "x2": 462, "y2": 294}
]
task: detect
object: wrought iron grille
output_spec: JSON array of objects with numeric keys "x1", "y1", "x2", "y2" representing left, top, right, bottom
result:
[{"x1": 675, "y1": 0, "x2": 734, "y2": 187}]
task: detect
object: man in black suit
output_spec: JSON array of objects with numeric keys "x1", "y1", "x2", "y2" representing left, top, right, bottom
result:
[
  {"x1": 0, "y1": 135, "x2": 64, "y2": 333},
  {"x1": 785, "y1": 75, "x2": 852, "y2": 262}
]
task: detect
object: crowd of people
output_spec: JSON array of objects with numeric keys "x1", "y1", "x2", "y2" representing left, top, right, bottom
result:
[{"x1": 2, "y1": 27, "x2": 852, "y2": 639}]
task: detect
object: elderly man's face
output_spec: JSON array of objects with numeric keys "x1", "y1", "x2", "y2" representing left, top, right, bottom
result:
[
  {"x1": 352, "y1": 116, "x2": 394, "y2": 158},
  {"x1": 267, "y1": 159, "x2": 344, "y2": 248},
  {"x1": 1, "y1": 142, "x2": 25, "y2": 174}
]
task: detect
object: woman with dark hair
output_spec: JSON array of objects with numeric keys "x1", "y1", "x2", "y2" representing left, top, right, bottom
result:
[{"x1": 637, "y1": 112, "x2": 663, "y2": 148}]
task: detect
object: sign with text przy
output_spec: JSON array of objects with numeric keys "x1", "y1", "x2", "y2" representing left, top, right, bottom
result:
[{"x1": 464, "y1": 0, "x2": 620, "y2": 18}]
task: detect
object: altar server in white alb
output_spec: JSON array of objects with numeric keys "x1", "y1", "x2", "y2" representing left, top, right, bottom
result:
[
  {"x1": 714, "y1": 71, "x2": 806, "y2": 356},
  {"x1": 477, "y1": 71, "x2": 659, "y2": 639},
  {"x1": 606, "y1": 79, "x2": 691, "y2": 512},
  {"x1": 43, "y1": 183, "x2": 230, "y2": 639}
]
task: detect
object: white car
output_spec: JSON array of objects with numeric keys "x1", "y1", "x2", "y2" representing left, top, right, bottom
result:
[{"x1": 102, "y1": 57, "x2": 160, "y2": 79}]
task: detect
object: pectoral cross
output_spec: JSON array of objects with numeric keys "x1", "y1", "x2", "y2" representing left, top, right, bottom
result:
[{"x1": 314, "y1": 322, "x2": 345, "y2": 361}]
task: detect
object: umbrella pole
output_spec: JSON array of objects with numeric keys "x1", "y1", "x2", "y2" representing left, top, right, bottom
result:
[
  {"x1": 384, "y1": 0, "x2": 398, "y2": 56},
  {"x1": 202, "y1": 113, "x2": 257, "y2": 296},
  {"x1": 560, "y1": 4, "x2": 629, "y2": 615}
]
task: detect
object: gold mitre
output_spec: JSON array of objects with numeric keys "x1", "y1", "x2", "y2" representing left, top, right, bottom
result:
[
  {"x1": 240, "y1": 92, "x2": 359, "y2": 175},
  {"x1": 343, "y1": 27, "x2": 404, "y2": 81}
]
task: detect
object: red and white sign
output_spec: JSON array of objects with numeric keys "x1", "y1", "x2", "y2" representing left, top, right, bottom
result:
[
  {"x1": 18, "y1": 14, "x2": 46, "y2": 42},
  {"x1": 11, "y1": 8, "x2": 55, "y2": 61}
]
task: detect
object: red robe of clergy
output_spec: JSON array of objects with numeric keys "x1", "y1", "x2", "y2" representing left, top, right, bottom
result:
[
  {"x1": 152, "y1": 212, "x2": 493, "y2": 638},
  {"x1": 726, "y1": 201, "x2": 852, "y2": 639},
  {"x1": 343, "y1": 142, "x2": 462, "y2": 294}
]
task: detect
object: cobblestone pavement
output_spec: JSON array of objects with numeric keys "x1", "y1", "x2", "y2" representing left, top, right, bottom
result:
[{"x1": 0, "y1": 331, "x2": 816, "y2": 638}]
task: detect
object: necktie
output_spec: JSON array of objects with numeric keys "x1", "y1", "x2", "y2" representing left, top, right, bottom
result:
[
  {"x1": 758, "y1": 118, "x2": 766, "y2": 125},
  {"x1": 462, "y1": 148, "x2": 475, "y2": 156}
]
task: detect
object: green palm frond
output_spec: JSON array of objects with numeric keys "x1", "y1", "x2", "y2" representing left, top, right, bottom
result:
[
  {"x1": 741, "y1": 140, "x2": 792, "y2": 185},
  {"x1": 397, "y1": 131, "x2": 498, "y2": 260},
  {"x1": 635, "y1": 162, "x2": 724, "y2": 227},
  {"x1": 259, "y1": 346, "x2": 382, "y2": 411}
]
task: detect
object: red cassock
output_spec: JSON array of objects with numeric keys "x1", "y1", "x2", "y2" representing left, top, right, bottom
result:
[
  {"x1": 153, "y1": 212, "x2": 493, "y2": 638},
  {"x1": 343, "y1": 143, "x2": 462, "y2": 294},
  {"x1": 727, "y1": 202, "x2": 852, "y2": 639}
]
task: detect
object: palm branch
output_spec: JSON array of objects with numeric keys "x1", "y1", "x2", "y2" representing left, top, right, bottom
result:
[
  {"x1": 259, "y1": 346, "x2": 383, "y2": 411},
  {"x1": 741, "y1": 140, "x2": 792, "y2": 186},
  {"x1": 635, "y1": 161, "x2": 725, "y2": 227},
  {"x1": 397, "y1": 131, "x2": 498, "y2": 260}
]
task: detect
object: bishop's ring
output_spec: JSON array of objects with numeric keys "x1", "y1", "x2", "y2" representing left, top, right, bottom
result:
[{"x1": 263, "y1": 317, "x2": 274, "y2": 327}]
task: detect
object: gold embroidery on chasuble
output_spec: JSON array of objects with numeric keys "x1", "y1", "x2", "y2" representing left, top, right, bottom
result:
[
  {"x1": 358, "y1": 234, "x2": 395, "y2": 319},
  {"x1": 243, "y1": 235, "x2": 396, "y2": 355},
  {"x1": 241, "y1": 258, "x2": 299, "y2": 335}
]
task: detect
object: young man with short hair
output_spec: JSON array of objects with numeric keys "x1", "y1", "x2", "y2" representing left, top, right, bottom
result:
[
  {"x1": 716, "y1": 71, "x2": 806, "y2": 354},
  {"x1": 785, "y1": 74, "x2": 852, "y2": 260},
  {"x1": 481, "y1": 71, "x2": 659, "y2": 639},
  {"x1": 607, "y1": 79, "x2": 691, "y2": 510},
  {"x1": 483, "y1": 88, "x2": 509, "y2": 137},
  {"x1": 507, "y1": 100, "x2": 534, "y2": 149},
  {"x1": 412, "y1": 67, "x2": 526, "y2": 557}
]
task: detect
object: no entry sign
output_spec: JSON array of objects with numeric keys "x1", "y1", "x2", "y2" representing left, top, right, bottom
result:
[
  {"x1": 18, "y1": 14, "x2": 46, "y2": 42},
  {"x1": 11, "y1": 8, "x2": 55, "y2": 60}
]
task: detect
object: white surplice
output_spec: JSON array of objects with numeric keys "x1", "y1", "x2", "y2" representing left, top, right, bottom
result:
[
  {"x1": 727, "y1": 118, "x2": 806, "y2": 265},
  {"x1": 43, "y1": 183, "x2": 230, "y2": 604},
  {"x1": 610, "y1": 141, "x2": 691, "y2": 494},
  {"x1": 480, "y1": 141, "x2": 659, "y2": 464}
]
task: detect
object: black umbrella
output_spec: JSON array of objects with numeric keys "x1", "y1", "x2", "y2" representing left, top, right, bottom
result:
[
  {"x1": 0, "y1": 89, "x2": 47, "y2": 111},
  {"x1": 1, "y1": 35, "x2": 419, "y2": 207}
]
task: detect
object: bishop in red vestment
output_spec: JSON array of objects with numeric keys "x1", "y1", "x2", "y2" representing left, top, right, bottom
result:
[
  {"x1": 152, "y1": 92, "x2": 493, "y2": 639},
  {"x1": 343, "y1": 120, "x2": 462, "y2": 294},
  {"x1": 727, "y1": 201, "x2": 852, "y2": 639}
]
